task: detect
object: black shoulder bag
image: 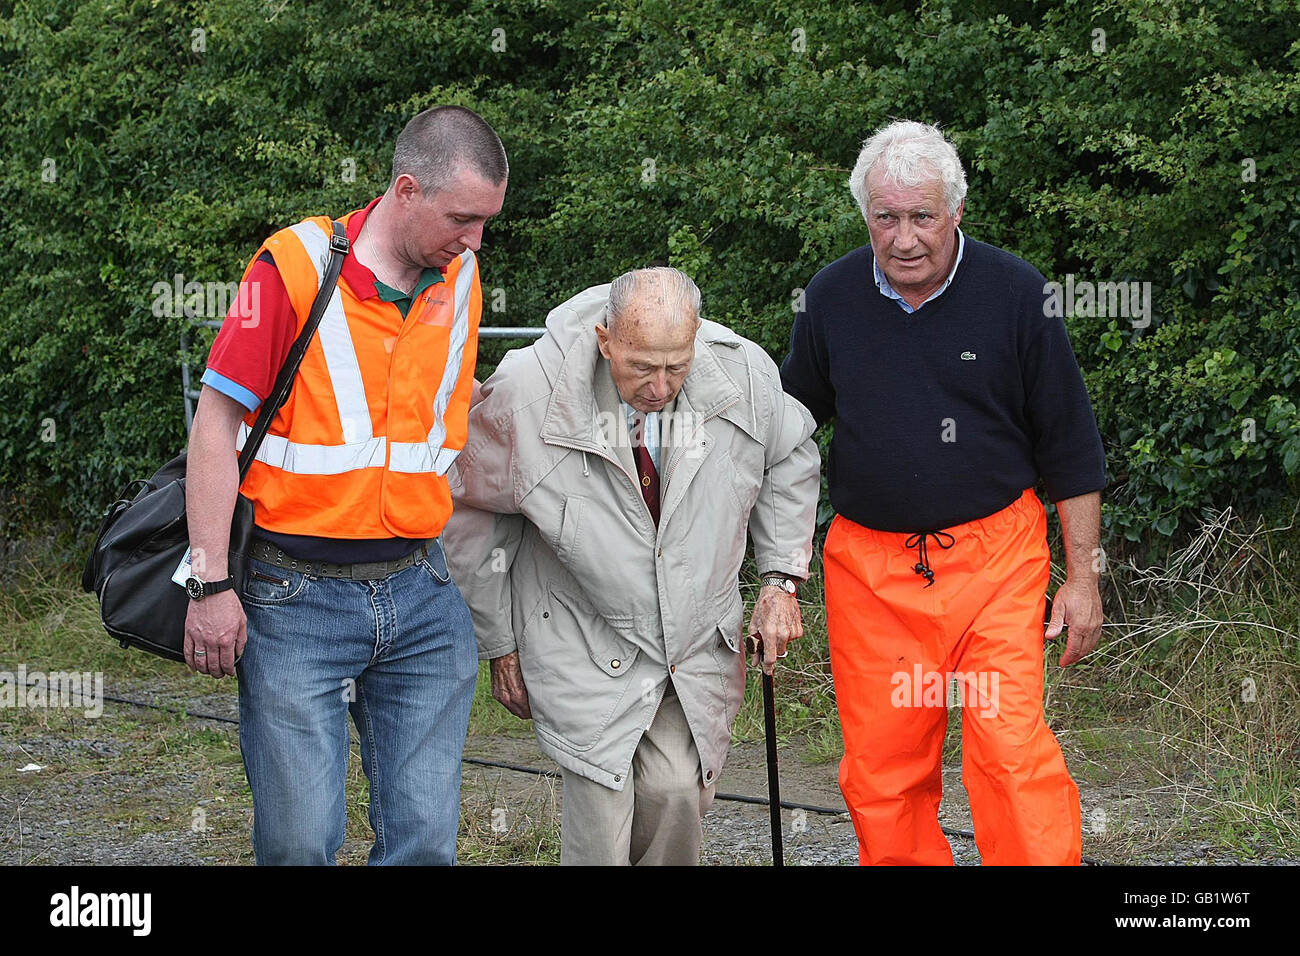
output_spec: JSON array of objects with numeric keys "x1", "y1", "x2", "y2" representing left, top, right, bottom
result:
[{"x1": 81, "y1": 221, "x2": 349, "y2": 661}]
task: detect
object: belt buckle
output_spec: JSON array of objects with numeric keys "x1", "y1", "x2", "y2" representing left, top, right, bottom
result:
[{"x1": 351, "y1": 560, "x2": 390, "y2": 580}]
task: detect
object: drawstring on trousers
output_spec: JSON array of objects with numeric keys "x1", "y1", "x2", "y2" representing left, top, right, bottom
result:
[{"x1": 903, "y1": 530, "x2": 955, "y2": 588}]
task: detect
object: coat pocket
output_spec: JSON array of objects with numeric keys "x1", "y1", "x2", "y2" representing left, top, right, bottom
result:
[
  {"x1": 516, "y1": 586, "x2": 640, "y2": 751},
  {"x1": 714, "y1": 587, "x2": 745, "y2": 654},
  {"x1": 710, "y1": 588, "x2": 747, "y2": 727},
  {"x1": 554, "y1": 495, "x2": 585, "y2": 563}
]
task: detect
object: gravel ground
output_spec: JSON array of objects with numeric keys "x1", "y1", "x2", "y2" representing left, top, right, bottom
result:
[{"x1": 2, "y1": 678, "x2": 1295, "y2": 866}]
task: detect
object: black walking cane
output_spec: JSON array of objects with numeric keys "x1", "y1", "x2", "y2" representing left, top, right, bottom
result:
[{"x1": 749, "y1": 633, "x2": 784, "y2": 867}]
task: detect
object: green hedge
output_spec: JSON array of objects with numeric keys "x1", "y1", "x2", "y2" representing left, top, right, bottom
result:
[{"x1": 2, "y1": 0, "x2": 1297, "y2": 543}]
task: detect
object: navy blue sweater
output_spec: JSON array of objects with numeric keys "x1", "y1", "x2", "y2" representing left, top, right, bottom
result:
[{"x1": 780, "y1": 237, "x2": 1107, "y2": 533}]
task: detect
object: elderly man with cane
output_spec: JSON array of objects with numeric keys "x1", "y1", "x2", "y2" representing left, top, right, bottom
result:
[
  {"x1": 444, "y1": 267, "x2": 820, "y2": 865},
  {"x1": 781, "y1": 120, "x2": 1106, "y2": 866}
]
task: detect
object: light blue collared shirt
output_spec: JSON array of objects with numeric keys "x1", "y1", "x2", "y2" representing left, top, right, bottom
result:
[
  {"x1": 622, "y1": 402, "x2": 660, "y2": 472},
  {"x1": 872, "y1": 228, "x2": 965, "y2": 314}
]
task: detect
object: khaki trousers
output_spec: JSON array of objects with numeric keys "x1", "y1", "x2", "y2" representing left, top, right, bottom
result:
[{"x1": 559, "y1": 683, "x2": 716, "y2": 865}]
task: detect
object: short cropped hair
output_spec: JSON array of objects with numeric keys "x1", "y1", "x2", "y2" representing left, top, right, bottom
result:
[
  {"x1": 848, "y1": 120, "x2": 967, "y2": 217},
  {"x1": 389, "y1": 105, "x2": 509, "y2": 195},
  {"x1": 606, "y1": 267, "x2": 702, "y2": 335}
]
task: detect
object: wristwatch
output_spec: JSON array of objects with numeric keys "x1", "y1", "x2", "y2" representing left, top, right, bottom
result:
[
  {"x1": 186, "y1": 575, "x2": 237, "y2": 601},
  {"x1": 760, "y1": 574, "x2": 798, "y2": 595}
]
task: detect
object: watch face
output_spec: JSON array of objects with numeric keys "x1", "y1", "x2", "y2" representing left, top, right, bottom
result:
[{"x1": 185, "y1": 577, "x2": 204, "y2": 600}]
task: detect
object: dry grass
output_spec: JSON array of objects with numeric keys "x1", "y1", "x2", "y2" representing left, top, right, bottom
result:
[
  {"x1": 1081, "y1": 506, "x2": 1300, "y2": 853},
  {"x1": 3, "y1": 504, "x2": 1297, "y2": 861}
]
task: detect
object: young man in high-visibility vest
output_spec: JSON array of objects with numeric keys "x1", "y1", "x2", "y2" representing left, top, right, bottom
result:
[
  {"x1": 184, "y1": 106, "x2": 507, "y2": 865},
  {"x1": 781, "y1": 120, "x2": 1106, "y2": 866}
]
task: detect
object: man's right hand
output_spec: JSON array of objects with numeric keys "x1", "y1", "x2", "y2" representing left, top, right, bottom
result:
[
  {"x1": 184, "y1": 590, "x2": 247, "y2": 678},
  {"x1": 489, "y1": 651, "x2": 531, "y2": 719},
  {"x1": 184, "y1": 385, "x2": 250, "y2": 679}
]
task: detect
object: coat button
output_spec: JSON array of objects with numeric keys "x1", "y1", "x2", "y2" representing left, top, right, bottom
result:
[
  {"x1": 542, "y1": 612, "x2": 549, "y2": 619},
  {"x1": 656, "y1": 548, "x2": 662, "y2": 557},
  {"x1": 705, "y1": 769, "x2": 713, "y2": 781},
  {"x1": 614, "y1": 774, "x2": 621, "y2": 782},
  {"x1": 670, "y1": 664, "x2": 675, "y2": 674},
  {"x1": 611, "y1": 659, "x2": 620, "y2": 669}
]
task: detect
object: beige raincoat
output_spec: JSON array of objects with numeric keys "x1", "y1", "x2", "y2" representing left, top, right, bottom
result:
[{"x1": 443, "y1": 284, "x2": 819, "y2": 789}]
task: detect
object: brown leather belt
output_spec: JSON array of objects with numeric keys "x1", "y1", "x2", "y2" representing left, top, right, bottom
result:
[{"x1": 248, "y1": 538, "x2": 432, "y2": 580}]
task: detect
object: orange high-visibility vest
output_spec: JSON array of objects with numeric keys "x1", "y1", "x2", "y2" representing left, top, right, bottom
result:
[{"x1": 235, "y1": 213, "x2": 481, "y2": 540}]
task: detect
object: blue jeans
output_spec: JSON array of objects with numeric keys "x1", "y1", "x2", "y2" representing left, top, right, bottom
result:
[{"x1": 236, "y1": 539, "x2": 477, "y2": 865}]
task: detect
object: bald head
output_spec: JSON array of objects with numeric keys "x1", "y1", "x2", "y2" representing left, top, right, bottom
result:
[
  {"x1": 596, "y1": 267, "x2": 702, "y2": 412},
  {"x1": 605, "y1": 267, "x2": 701, "y2": 337}
]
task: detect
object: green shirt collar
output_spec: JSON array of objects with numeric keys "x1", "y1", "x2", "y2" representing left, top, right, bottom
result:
[{"x1": 373, "y1": 268, "x2": 444, "y2": 318}]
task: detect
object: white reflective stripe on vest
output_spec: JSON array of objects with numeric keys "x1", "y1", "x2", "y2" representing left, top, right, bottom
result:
[
  {"x1": 286, "y1": 221, "x2": 374, "y2": 444},
  {"x1": 387, "y1": 442, "x2": 463, "y2": 475},
  {"x1": 388, "y1": 250, "x2": 477, "y2": 475},
  {"x1": 236, "y1": 423, "x2": 387, "y2": 475}
]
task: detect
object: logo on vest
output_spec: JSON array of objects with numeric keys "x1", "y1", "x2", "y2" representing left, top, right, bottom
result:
[
  {"x1": 960, "y1": 351, "x2": 977, "y2": 361},
  {"x1": 416, "y1": 292, "x2": 454, "y2": 328}
]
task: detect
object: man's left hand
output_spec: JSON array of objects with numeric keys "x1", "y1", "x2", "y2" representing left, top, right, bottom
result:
[
  {"x1": 747, "y1": 585, "x2": 803, "y2": 676},
  {"x1": 1046, "y1": 576, "x2": 1103, "y2": 667}
]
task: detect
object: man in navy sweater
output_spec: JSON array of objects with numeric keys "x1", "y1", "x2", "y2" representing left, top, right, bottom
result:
[{"x1": 781, "y1": 120, "x2": 1106, "y2": 865}]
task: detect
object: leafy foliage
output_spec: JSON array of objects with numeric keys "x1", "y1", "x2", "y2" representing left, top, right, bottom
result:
[{"x1": 2, "y1": 0, "x2": 1296, "y2": 543}]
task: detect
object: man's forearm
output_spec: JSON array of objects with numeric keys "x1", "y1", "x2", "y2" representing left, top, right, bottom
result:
[
  {"x1": 1055, "y1": 491, "x2": 1101, "y2": 582},
  {"x1": 750, "y1": 438, "x2": 820, "y2": 581},
  {"x1": 441, "y1": 505, "x2": 524, "y2": 659},
  {"x1": 185, "y1": 389, "x2": 245, "y2": 580}
]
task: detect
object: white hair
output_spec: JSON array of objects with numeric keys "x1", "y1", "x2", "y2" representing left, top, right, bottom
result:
[
  {"x1": 606, "y1": 267, "x2": 701, "y2": 334},
  {"x1": 847, "y1": 120, "x2": 968, "y2": 218}
]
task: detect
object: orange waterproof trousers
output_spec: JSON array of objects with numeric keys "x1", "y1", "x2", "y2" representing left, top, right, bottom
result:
[{"x1": 824, "y1": 488, "x2": 1082, "y2": 865}]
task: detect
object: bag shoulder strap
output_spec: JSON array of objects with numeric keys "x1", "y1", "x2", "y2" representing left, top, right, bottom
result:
[{"x1": 236, "y1": 220, "x2": 349, "y2": 484}]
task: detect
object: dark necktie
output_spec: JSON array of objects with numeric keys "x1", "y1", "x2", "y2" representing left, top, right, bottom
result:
[{"x1": 631, "y1": 413, "x2": 660, "y2": 526}]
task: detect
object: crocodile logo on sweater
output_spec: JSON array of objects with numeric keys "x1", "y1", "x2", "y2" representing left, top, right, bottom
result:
[{"x1": 960, "y1": 351, "x2": 977, "y2": 361}]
